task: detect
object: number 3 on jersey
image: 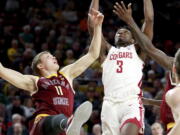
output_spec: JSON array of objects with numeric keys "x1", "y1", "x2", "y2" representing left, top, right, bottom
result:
[
  {"x1": 55, "y1": 86, "x2": 63, "y2": 95},
  {"x1": 116, "y1": 60, "x2": 123, "y2": 73}
]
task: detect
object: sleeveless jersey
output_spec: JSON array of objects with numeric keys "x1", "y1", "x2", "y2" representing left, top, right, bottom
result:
[
  {"x1": 102, "y1": 45, "x2": 144, "y2": 102},
  {"x1": 32, "y1": 72, "x2": 74, "y2": 117},
  {"x1": 161, "y1": 72, "x2": 174, "y2": 130}
]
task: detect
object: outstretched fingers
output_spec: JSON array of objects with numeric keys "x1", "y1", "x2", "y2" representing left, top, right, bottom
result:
[
  {"x1": 127, "y1": 3, "x2": 132, "y2": 10},
  {"x1": 120, "y1": 1, "x2": 127, "y2": 11},
  {"x1": 113, "y1": 2, "x2": 125, "y2": 15},
  {"x1": 114, "y1": 2, "x2": 124, "y2": 14}
]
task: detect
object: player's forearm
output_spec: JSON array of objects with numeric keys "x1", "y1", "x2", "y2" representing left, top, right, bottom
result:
[
  {"x1": 88, "y1": 25, "x2": 102, "y2": 59},
  {"x1": 88, "y1": 0, "x2": 100, "y2": 36},
  {"x1": 0, "y1": 66, "x2": 34, "y2": 91},
  {"x1": 142, "y1": 98, "x2": 162, "y2": 106},
  {"x1": 144, "y1": 0, "x2": 154, "y2": 22},
  {"x1": 89, "y1": 0, "x2": 99, "y2": 12},
  {"x1": 142, "y1": 0, "x2": 154, "y2": 40},
  {"x1": 127, "y1": 18, "x2": 154, "y2": 51},
  {"x1": 127, "y1": 18, "x2": 173, "y2": 70}
]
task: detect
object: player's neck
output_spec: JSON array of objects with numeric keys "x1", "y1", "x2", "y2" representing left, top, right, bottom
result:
[{"x1": 42, "y1": 70, "x2": 58, "y2": 78}]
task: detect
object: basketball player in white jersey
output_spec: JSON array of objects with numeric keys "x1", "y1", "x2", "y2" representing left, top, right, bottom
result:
[
  {"x1": 112, "y1": 2, "x2": 180, "y2": 135},
  {"x1": 166, "y1": 49, "x2": 180, "y2": 135},
  {"x1": 88, "y1": 0, "x2": 154, "y2": 134}
]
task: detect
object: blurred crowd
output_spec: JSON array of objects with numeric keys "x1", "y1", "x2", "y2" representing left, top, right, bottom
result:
[{"x1": 0, "y1": 0, "x2": 179, "y2": 135}]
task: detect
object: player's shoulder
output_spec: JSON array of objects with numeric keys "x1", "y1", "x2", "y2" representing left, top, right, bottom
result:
[
  {"x1": 166, "y1": 87, "x2": 180, "y2": 106},
  {"x1": 58, "y1": 69, "x2": 71, "y2": 82},
  {"x1": 24, "y1": 75, "x2": 39, "y2": 82}
]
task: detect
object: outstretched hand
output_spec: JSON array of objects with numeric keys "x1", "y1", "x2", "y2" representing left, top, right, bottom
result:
[
  {"x1": 113, "y1": 1, "x2": 133, "y2": 23},
  {"x1": 88, "y1": 8, "x2": 104, "y2": 27}
]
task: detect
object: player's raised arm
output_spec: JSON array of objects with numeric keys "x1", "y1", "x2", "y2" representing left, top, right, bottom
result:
[
  {"x1": 0, "y1": 62, "x2": 37, "y2": 92},
  {"x1": 88, "y1": 0, "x2": 111, "y2": 61},
  {"x1": 61, "y1": 10, "x2": 103, "y2": 80},
  {"x1": 113, "y1": 2, "x2": 174, "y2": 70},
  {"x1": 141, "y1": 0, "x2": 154, "y2": 40},
  {"x1": 88, "y1": 0, "x2": 100, "y2": 36}
]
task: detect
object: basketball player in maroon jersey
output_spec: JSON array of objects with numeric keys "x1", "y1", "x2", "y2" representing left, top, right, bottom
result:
[
  {"x1": 0, "y1": 9, "x2": 104, "y2": 135},
  {"x1": 142, "y1": 73, "x2": 175, "y2": 133},
  {"x1": 112, "y1": 1, "x2": 178, "y2": 134}
]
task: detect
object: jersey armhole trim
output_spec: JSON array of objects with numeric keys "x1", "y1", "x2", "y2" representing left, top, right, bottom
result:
[
  {"x1": 31, "y1": 76, "x2": 39, "y2": 96},
  {"x1": 169, "y1": 72, "x2": 177, "y2": 86},
  {"x1": 59, "y1": 71, "x2": 75, "y2": 94}
]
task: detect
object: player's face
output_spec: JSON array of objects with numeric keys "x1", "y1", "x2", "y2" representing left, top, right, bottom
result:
[
  {"x1": 115, "y1": 28, "x2": 133, "y2": 47},
  {"x1": 151, "y1": 123, "x2": 163, "y2": 135},
  {"x1": 39, "y1": 53, "x2": 59, "y2": 72}
]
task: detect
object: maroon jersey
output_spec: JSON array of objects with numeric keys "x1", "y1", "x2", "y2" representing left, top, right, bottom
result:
[
  {"x1": 160, "y1": 72, "x2": 174, "y2": 131},
  {"x1": 32, "y1": 72, "x2": 75, "y2": 117}
]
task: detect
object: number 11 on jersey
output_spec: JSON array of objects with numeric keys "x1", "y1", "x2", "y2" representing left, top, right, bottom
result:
[
  {"x1": 55, "y1": 86, "x2": 63, "y2": 95},
  {"x1": 116, "y1": 60, "x2": 123, "y2": 73}
]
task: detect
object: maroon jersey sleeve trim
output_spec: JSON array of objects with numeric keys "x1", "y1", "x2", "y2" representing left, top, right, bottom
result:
[
  {"x1": 31, "y1": 76, "x2": 40, "y2": 96},
  {"x1": 169, "y1": 72, "x2": 176, "y2": 86},
  {"x1": 45, "y1": 73, "x2": 58, "y2": 78},
  {"x1": 59, "y1": 71, "x2": 75, "y2": 94}
]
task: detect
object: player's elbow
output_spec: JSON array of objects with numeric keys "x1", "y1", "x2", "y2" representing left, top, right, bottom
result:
[
  {"x1": 21, "y1": 82, "x2": 35, "y2": 92},
  {"x1": 0, "y1": 66, "x2": 7, "y2": 78},
  {"x1": 143, "y1": 45, "x2": 155, "y2": 55},
  {"x1": 145, "y1": 16, "x2": 154, "y2": 23},
  {"x1": 88, "y1": 52, "x2": 99, "y2": 61},
  {"x1": 91, "y1": 53, "x2": 99, "y2": 60}
]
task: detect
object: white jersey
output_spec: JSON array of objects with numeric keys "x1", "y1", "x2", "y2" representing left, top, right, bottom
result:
[{"x1": 102, "y1": 44, "x2": 144, "y2": 102}]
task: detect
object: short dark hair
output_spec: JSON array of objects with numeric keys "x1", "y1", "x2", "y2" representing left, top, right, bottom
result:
[
  {"x1": 119, "y1": 25, "x2": 131, "y2": 31},
  {"x1": 175, "y1": 49, "x2": 180, "y2": 79},
  {"x1": 31, "y1": 51, "x2": 49, "y2": 75}
]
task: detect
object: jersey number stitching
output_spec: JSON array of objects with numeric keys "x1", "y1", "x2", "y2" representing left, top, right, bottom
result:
[
  {"x1": 116, "y1": 60, "x2": 123, "y2": 73},
  {"x1": 55, "y1": 86, "x2": 63, "y2": 95}
]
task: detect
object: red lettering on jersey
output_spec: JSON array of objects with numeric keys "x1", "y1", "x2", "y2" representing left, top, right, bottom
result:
[{"x1": 110, "y1": 52, "x2": 133, "y2": 60}]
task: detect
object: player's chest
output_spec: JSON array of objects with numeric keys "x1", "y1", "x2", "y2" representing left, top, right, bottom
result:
[{"x1": 39, "y1": 77, "x2": 71, "y2": 96}]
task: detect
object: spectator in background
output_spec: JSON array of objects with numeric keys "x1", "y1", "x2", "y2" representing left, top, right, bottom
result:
[
  {"x1": 151, "y1": 122, "x2": 164, "y2": 135},
  {"x1": 6, "y1": 96, "x2": 25, "y2": 122},
  {"x1": 23, "y1": 98, "x2": 35, "y2": 119},
  {"x1": 13, "y1": 123, "x2": 24, "y2": 135},
  {"x1": 7, "y1": 39, "x2": 20, "y2": 63},
  {"x1": 5, "y1": 0, "x2": 19, "y2": 12},
  {"x1": 61, "y1": 1, "x2": 78, "y2": 23},
  {"x1": 7, "y1": 114, "x2": 29, "y2": 135},
  {"x1": 19, "y1": 25, "x2": 34, "y2": 45},
  {"x1": 0, "y1": 103, "x2": 6, "y2": 134},
  {"x1": 73, "y1": 80, "x2": 86, "y2": 109},
  {"x1": 63, "y1": 49, "x2": 76, "y2": 65},
  {"x1": 41, "y1": 43, "x2": 49, "y2": 52}
]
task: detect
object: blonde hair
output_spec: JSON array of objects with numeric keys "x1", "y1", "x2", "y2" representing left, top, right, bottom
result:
[{"x1": 31, "y1": 51, "x2": 49, "y2": 75}]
